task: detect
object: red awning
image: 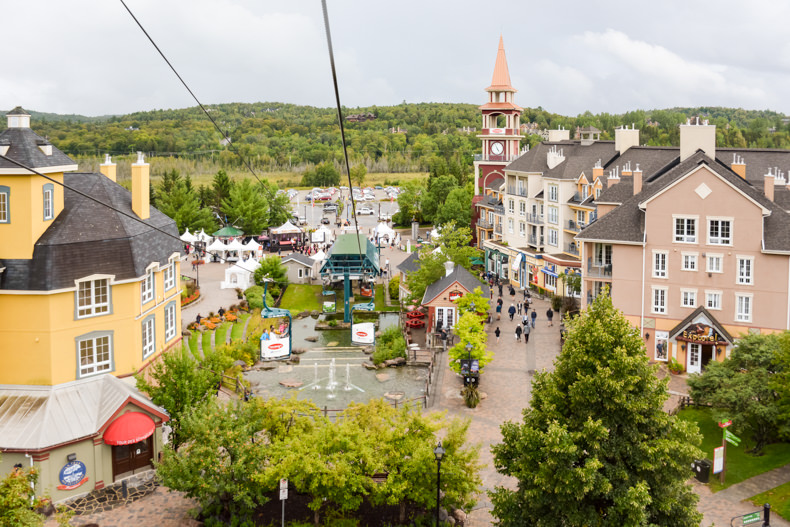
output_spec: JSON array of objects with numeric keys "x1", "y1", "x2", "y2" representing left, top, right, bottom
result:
[{"x1": 104, "y1": 412, "x2": 155, "y2": 446}]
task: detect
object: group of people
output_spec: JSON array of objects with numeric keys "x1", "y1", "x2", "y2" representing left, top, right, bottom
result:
[{"x1": 492, "y1": 285, "x2": 555, "y2": 345}]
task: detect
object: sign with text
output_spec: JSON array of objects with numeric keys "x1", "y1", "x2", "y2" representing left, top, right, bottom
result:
[
  {"x1": 724, "y1": 429, "x2": 741, "y2": 446},
  {"x1": 57, "y1": 461, "x2": 89, "y2": 490},
  {"x1": 742, "y1": 512, "x2": 761, "y2": 525},
  {"x1": 713, "y1": 446, "x2": 724, "y2": 474},
  {"x1": 280, "y1": 478, "x2": 288, "y2": 500},
  {"x1": 676, "y1": 323, "x2": 728, "y2": 345}
]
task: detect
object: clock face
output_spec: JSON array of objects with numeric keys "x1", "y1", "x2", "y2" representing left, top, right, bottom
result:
[{"x1": 490, "y1": 141, "x2": 504, "y2": 155}]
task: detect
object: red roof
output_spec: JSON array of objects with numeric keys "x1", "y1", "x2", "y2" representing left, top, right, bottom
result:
[
  {"x1": 103, "y1": 412, "x2": 155, "y2": 446},
  {"x1": 485, "y1": 35, "x2": 516, "y2": 92}
]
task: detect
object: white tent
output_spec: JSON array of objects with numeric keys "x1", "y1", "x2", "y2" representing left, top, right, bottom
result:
[
  {"x1": 207, "y1": 239, "x2": 229, "y2": 261},
  {"x1": 242, "y1": 238, "x2": 262, "y2": 258},
  {"x1": 310, "y1": 249, "x2": 326, "y2": 262},
  {"x1": 310, "y1": 249, "x2": 327, "y2": 277},
  {"x1": 180, "y1": 228, "x2": 197, "y2": 243},
  {"x1": 223, "y1": 238, "x2": 246, "y2": 262},
  {"x1": 375, "y1": 222, "x2": 395, "y2": 239},
  {"x1": 221, "y1": 259, "x2": 260, "y2": 290},
  {"x1": 270, "y1": 220, "x2": 302, "y2": 235},
  {"x1": 195, "y1": 229, "x2": 211, "y2": 243},
  {"x1": 311, "y1": 225, "x2": 333, "y2": 243}
]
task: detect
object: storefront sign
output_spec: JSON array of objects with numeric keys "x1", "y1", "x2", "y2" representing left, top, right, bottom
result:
[
  {"x1": 449, "y1": 290, "x2": 463, "y2": 301},
  {"x1": 676, "y1": 323, "x2": 727, "y2": 345},
  {"x1": 58, "y1": 460, "x2": 88, "y2": 490}
]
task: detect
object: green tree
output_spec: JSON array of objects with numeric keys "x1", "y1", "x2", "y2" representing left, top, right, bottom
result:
[
  {"x1": 211, "y1": 169, "x2": 234, "y2": 213},
  {"x1": 220, "y1": 179, "x2": 269, "y2": 235},
  {"x1": 491, "y1": 293, "x2": 703, "y2": 526},
  {"x1": 448, "y1": 287, "x2": 492, "y2": 374},
  {"x1": 155, "y1": 180, "x2": 217, "y2": 234},
  {"x1": 301, "y1": 162, "x2": 340, "y2": 187},
  {"x1": 253, "y1": 255, "x2": 288, "y2": 287},
  {"x1": 435, "y1": 186, "x2": 472, "y2": 227},
  {"x1": 688, "y1": 333, "x2": 783, "y2": 453},
  {"x1": 394, "y1": 179, "x2": 426, "y2": 225},
  {"x1": 0, "y1": 460, "x2": 43, "y2": 527},
  {"x1": 350, "y1": 163, "x2": 367, "y2": 187},
  {"x1": 135, "y1": 346, "x2": 232, "y2": 449}
]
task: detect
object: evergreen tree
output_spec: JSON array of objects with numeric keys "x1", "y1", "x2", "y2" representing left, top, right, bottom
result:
[
  {"x1": 155, "y1": 180, "x2": 216, "y2": 233},
  {"x1": 212, "y1": 169, "x2": 233, "y2": 213},
  {"x1": 492, "y1": 293, "x2": 703, "y2": 527},
  {"x1": 220, "y1": 179, "x2": 269, "y2": 235}
]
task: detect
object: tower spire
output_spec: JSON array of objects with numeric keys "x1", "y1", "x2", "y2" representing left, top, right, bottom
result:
[{"x1": 486, "y1": 35, "x2": 514, "y2": 92}]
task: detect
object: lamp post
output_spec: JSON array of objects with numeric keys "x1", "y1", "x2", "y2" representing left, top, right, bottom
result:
[{"x1": 434, "y1": 441, "x2": 445, "y2": 527}]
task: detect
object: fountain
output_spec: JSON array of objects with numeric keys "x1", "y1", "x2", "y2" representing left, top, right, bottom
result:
[
  {"x1": 312, "y1": 362, "x2": 321, "y2": 390},
  {"x1": 326, "y1": 358, "x2": 337, "y2": 400},
  {"x1": 343, "y1": 363, "x2": 352, "y2": 391}
]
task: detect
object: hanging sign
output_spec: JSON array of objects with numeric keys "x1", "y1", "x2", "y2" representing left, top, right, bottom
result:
[
  {"x1": 57, "y1": 460, "x2": 89, "y2": 490},
  {"x1": 448, "y1": 290, "x2": 463, "y2": 302}
]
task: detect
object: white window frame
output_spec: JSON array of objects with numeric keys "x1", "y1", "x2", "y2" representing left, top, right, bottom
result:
[
  {"x1": 508, "y1": 218, "x2": 514, "y2": 234},
  {"x1": 681, "y1": 288, "x2": 697, "y2": 308},
  {"x1": 652, "y1": 250, "x2": 668, "y2": 279},
  {"x1": 705, "y1": 290, "x2": 722, "y2": 310},
  {"x1": 297, "y1": 268, "x2": 304, "y2": 278},
  {"x1": 547, "y1": 228, "x2": 558, "y2": 247},
  {"x1": 43, "y1": 184, "x2": 54, "y2": 221},
  {"x1": 518, "y1": 221, "x2": 526, "y2": 237},
  {"x1": 508, "y1": 199, "x2": 515, "y2": 214},
  {"x1": 594, "y1": 244, "x2": 612, "y2": 266},
  {"x1": 673, "y1": 215, "x2": 698, "y2": 244},
  {"x1": 737, "y1": 256, "x2": 753, "y2": 285},
  {"x1": 681, "y1": 252, "x2": 698, "y2": 272},
  {"x1": 165, "y1": 302, "x2": 177, "y2": 341},
  {"x1": 142, "y1": 315, "x2": 155, "y2": 358},
  {"x1": 0, "y1": 185, "x2": 10, "y2": 223},
  {"x1": 548, "y1": 185, "x2": 558, "y2": 202},
  {"x1": 545, "y1": 274, "x2": 557, "y2": 290},
  {"x1": 576, "y1": 210, "x2": 585, "y2": 224},
  {"x1": 651, "y1": 286, "x2": 667, "y2": 314},
  {"x1": 77, "y1": 331, "x2": 113, "y2": 378},
  {"x1": 706, "y1": 254, "x2": 723, "y2": 274},
  {"x1": 547, "y1": 206, "x2": 558, "y2": 225},
  {"x1": 519, "y1": 201, "x2": 526, "y2": 216},
  {"x1": 76, "y1": 278, "x2": 111, "y2": 318},
  {"x1": 707, "y1": 218, "x2": 733, "y2": 246},
  {"x1": 141, "y1": 270, "x2": 154, "y2": 304},
  {"x1": 735, "y1": 293, "x2": 753, "y2": 323},
  {"x1": 488, "y1": 211, "x2": 494, "y2": 224},
  {"x1": 163, "y1": 264, "x2": 175, "y2": 291}
]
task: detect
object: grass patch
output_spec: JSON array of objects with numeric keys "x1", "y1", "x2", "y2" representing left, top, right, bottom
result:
[
  {"x1": 279, "y1": 284, "x2": 323, "y2": 315},
  {"x1": 215, "y1": 322, "x2": 232, "y2": 347},
  {"x1": 750, "y1": 481, "x2": 790, "y2": 521},
  {"x1": 201, "y1": 330, "x2": 213, "y2": 353},
  {"x1": 677, "y1": 408, "x2": 790, "y2": 491},
  {"x1": 188, "y1": 331, "x2": 200, "y2": 357},
  {"x1": 374, "y1": 284, "x2": 399, "y2": 312},
  {"x1": 230, "y1": 313, "x2": 251, "y2": 342}
]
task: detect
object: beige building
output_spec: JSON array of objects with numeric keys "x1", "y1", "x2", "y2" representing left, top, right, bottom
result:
[{"x1": 577, "y1": 120, "x2": 790, "y2": 372}]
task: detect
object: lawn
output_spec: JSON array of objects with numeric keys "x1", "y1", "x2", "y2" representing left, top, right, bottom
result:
[
  {"x1": 214, "y1": 322, "x2": 232, "y2": 347},
  {"x1": 677, "y1": 408, "x2": 790, "y2": 491},
  {"x1": 374, "y1": 284, "x2": 399, "y2": 312},
  {"x1": 230, "y1": 313, "x2": 251, "y2": 342},
  {"x1": 201, "y1": 330, "x2": 213, "y2": 354},
  {"x1": 279, "y1": 284, "x2": 323, "y2": 315},
  {"x1": 751, "y1": 481, "x2": 790, "y2": 521},
  {"x1": 188, "y1": 331, "x2": 200, "y2": 357}
]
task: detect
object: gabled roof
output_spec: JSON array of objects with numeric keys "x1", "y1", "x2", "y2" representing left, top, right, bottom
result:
[
  {"x1": 506, "y1": 140, "x2": 618, "y2": 180},
  {"x1": 717, "y1": 148, "x2": 790, "y2": 186},
  {"x1": 397, "y1": 251, "x2": 421, "y2": 274},
  {"x1": 667, "y1": 306, "x2": 734, "y2": 344},
  {"x1": 0, "y1": 374, "x2": 168, "y2": 451},
  {"x1": 281, "y1": 252, "x2": 313, "y2": 267},
  {"x1": 0, "y1": 173, "x2": 181, "y2": 291},
  {"x1": 422, "y1": 265, "x2": 489, "y2": 305}
]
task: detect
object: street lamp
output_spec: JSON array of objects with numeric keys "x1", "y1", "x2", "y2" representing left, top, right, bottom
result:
[
  {"x1": 434, "y1": 441, "x2": 445, "y2": 527},
  {"x1": 465, "y1": 342, "x2": 472, "y2": 361}
]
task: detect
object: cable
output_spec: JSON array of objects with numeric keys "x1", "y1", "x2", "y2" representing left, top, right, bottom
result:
[
  {"x1": 321, "y1": 0, "x2": 364, "y2": 260},
  {"x1": 118, "y1": 0, "x2": 265, "y2": 189}
]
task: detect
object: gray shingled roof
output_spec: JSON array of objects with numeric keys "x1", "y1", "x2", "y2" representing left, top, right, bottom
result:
[
  {"x1": 507, "y1": 140, "x2": 618, "y2": 180},
  {"x1": 281, "y1": 252, "x2": 313, "y2": 267},
  {"x1": 0, "y1": 126, "x2": 76, "y2": 171},
  {"x1": 717, "y1": 148, "x2": 790, "y2": 186},
  {"x1": 422, "y1": 264, "x2": 489, "y2": 304},
  {"x1": 0, "y1": 173, "x2": 181, "y2": 291},
  {"x1": 397, "y1": 251, "x2": 421, "y2": 274},
  {"x1": 578, "y1": 151, "x2": 790, "y2": 251},
  {"x1": 0, "y1": 374, "x2": 168, "y2": 451}
]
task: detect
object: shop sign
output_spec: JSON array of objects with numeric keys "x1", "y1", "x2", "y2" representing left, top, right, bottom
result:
[
  {"x1": 58, "y1": 460, "x2": 88, "y2": 490},
  {"x1": 449, "y1": 290, "x2": 463, "y2": 301},
  {"x1": 676, "y1": 323, "x2": 727, "y2": 345}
]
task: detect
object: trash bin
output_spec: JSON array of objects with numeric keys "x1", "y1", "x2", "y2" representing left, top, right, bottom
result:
[{"x1": 692, "y1": 459, "x2": 711, "y2": 483}]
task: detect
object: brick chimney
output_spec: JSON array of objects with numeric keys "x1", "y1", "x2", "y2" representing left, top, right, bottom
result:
[
  {"x1": 615, "y1": 125, "x2": 639, "y2": 154},
  {"x1": 730, "y1": 153, "x2": 746, "y2": 179},
  {"x1": 99, "y1": 154, "x2": 116, "y2": 182},
  {"x1": 680, "y1": 118, "x2": 716, "y2": 162},
  {"x1": 633, "y1": 164, "x2": 642, "y2": 195},
  {"x1": 131, "y1": 151, "x2": 150, "y2": 220},
  {"x1": 764, "y1": 170, "x2": 775, "y2": 202}
]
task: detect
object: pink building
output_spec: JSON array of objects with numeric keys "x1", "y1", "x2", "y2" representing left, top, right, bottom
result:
[{"x1": 577, "y1": 121, "x2": 790, "y2": 373}]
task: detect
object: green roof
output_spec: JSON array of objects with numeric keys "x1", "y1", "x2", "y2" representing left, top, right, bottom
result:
[
  {"x1": 320, "y1": 234, "x2": 380, "y2": 276},
  {"x1": 213, "y1": 226, "x2": 244, "y2": 237}
]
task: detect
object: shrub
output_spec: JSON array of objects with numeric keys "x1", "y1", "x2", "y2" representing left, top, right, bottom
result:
[
  {"x1": 328, "y1": 319, "x2": 338, "y2": 327},
  {"x1": 668, "y1": 356, "x2": 684, "y2": 374},
  {"x1": 551, "y1": 294, "x2": 562, "y2": 312},
  {"x1": 462, "y1": 384, "x2": 481, "y2": 408},
  {"x1": 372, "y1": 326, "x2": 406, "y2": 365},
  {"x1": 244, "y1": 286, "x2": 274, "y2": 310},
  {"x1": 388, "y1": 275, "x2": 400, "y2": 300}
]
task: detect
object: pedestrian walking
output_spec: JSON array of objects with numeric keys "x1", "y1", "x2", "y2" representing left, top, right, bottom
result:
[
  {"x1": 498, "y1": 283, "x2": 503, "y2": 297},
  {"x1": 524, "y1": 323, "x2": 531, "y2": 343},
  {"x1": 522, "y1": 313, "x2": 529, "y2": 327},
  {"x1": 515, "y1": 324, "x2": 523, "y2": 342},
  {"x1": 508, "y1": 304, "x2": 516, "y2": 321},
  {"x1": 496, "y1": 303, "x2": 502, "y2": 320},
  {"x1": 523, "y1": 300, "x2": 529, "y2": 313},
  {"x1": 523, "y1": 288, "x2": 528, "y2": 301},
  {"x1": 517, "y1": 302, "x2": 522, "y2": 315},
  {"x1": 495, "y1": 326, "x2": 501, "y2": 343},
  {"x1": 509, "y1": 285, "x2": 516, "y2": 299},
  {"x1": 547, "y1": 307, "x2": 554, "y2": 327},
  {"x1": 531, "y1": 309, "x2": 537, "y2": 328}
]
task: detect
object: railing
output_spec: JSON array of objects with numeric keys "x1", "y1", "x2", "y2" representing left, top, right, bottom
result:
[
  {"x1": 506, "y1": 186, "x2": 529, "y2": 197},
  {"x1": 566, "y1": 243, "x2": 579, "y2": 256},
  {"x1": 566, "y1": 220, "x2": 585, "y2": 232},
  {"x1": 474, "y1": 153, "x2": 518, "y2": 162},
  {"x1": 477, "y1": 219, "x2": 493, "y2": 229},
  {"x1": 586, "y1": 262, "x2": 612, "y2": 278},
  {"x1": 528, "y1": 235, "x2": 544, "y2": 246},
  {"x1": 200, "y1": 366, "x2": 251, "y2": 399},
  {"x1": 526, "y1": 213, "x2": 543, "y2": 224},
  {"x1": 495, "y1": 224, "x2": 503, "y2": 234}
]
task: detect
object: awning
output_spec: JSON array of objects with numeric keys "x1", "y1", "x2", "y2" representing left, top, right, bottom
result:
[
  {"x1": 541, "y1": 268, "x2": 558, "y2": 278},
  {"x1": 511, "y1": 253, "x2": 523, "y2": 271},
  {"x1": 104, "y1": 412, "x2": 155, "y2": 446}
]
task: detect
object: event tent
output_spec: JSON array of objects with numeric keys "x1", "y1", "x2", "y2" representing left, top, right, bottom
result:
[
  {"x1": 180, "y1": 228, "x2": 197, "y2": 244},
  {"x1": 220, "y1": 259, "x2": 260, "y2": 290}
]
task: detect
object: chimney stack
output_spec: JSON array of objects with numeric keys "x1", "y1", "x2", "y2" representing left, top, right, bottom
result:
[
  {"x1": 615, "y1": 125, "x2": 640, "y2": 154},
  {"x1": 99, "y1": 154, "x2": 117, "y2": 182},
  {"x1": 547, "y1": 127, "x2": 570, "y2": 142},
  {"x1": 131, "y1": 151, "x2": 150, "y2": 220},
  {"x1": 592, "y1": 159, "x2": 603, "y2": 180},
  {"x1": 607, "y1": 167, "x2": 620, "y2": 188},
  {"x1": 730, "y1": 153, "x2": 746, "y2": 179},
  {"x1": 764, "y1": 170, "x2": 775, "y2": 202},
  {"x1": 680, "y1": 118, "x2": 716, "y2": 162},
  {"x1": 633, "y1": 163, "x2": 643, "y2": 195},
  {"x1": 444, "y1": 260, "x2": 455, "y2": 277}
]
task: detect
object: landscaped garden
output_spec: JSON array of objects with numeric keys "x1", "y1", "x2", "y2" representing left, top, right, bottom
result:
[{"x1": 750, "y1": 481, "x2": 790, "y2": 521}]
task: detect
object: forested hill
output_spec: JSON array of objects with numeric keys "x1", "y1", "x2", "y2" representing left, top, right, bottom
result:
[{"x1": 2, "y1": 103, "x2": 788, "y2": 174}]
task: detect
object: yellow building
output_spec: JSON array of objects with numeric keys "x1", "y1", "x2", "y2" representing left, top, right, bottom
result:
[{"x1": 0, "y1": 108, "x2": 182, "y2": 501}]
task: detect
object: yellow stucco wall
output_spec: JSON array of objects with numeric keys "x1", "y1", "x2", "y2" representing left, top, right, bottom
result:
[
  {"x1": 0, "y1": 173, "x2": 64, "y2": 260},
  {"x1": 0, "y1": 260, "x2": 181, "y2": 385}
]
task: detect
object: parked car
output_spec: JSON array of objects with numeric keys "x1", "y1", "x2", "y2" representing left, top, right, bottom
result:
[
  {"x1": 321, "y1": 217, "x2": 331, "y2": 224},
  {"x1": 375, "y1": 185, "x2": 383, "y2": 190},
  {"x1": 356, "y1": 207, "x2": 375, "y2": 215},
  {"x1": 298, "y1": 216, "x2": 307, "y2": 225},
  {"x1": 378, "y1": 212, "x2": 391, "y2": 222}
]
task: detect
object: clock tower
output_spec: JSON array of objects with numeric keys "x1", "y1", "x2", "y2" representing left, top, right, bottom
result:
[{"x1": 474, "y1": 36, "x2": 523, "y2": 194}]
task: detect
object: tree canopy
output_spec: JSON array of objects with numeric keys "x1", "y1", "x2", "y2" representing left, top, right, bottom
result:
[{"x1": 491, "y1": 293, "x2": 703, "y2": 526}]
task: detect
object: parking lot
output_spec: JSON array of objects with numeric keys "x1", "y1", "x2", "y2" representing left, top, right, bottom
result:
[{"x1": 287, "y1": 187, "x2": 400, "y2": 232}]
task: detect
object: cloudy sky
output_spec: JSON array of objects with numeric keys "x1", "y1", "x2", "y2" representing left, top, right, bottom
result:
[{"x1": 3, "y1": 0, "x2": 789, "y2": 117}]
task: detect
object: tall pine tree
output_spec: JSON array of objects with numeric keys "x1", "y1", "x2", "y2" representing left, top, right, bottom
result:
[{"x1": 491, "y1": 293, "x2": 703, "y2": 526}]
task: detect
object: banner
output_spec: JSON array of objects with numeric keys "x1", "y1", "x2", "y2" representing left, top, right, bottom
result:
[
  {"x1": 351, "y1": 322, "x2": 375, "y2": 345},
  {"x1": 261, "y1": 336, "x2": 290, "y2": 359}
]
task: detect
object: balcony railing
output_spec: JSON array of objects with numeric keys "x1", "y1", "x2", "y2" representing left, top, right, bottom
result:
[
  {"x1": 566, "y1": 220, "x2": 586, "y2": 232},
  {"x1": 528, "y1": 234, "x2": 544, "y2": 246},
  {"x1": 474, "y1": 153, "x2": 519, "y2": 163},
  {"x1": 477, "y1": 219, "x2": 494, "y2": 229},
  {"x1": 566, "y1": 243, "x2": 579, "y2": 256},
  {"x1": 586, "y1": 257, "x2": 612, "y2": 279},
  {"x1": 495, "y1": 224, "x2": 503, "y2": 234},
  {"x1": 506, "y1": 186, "x2": 529, "y2": 197},
  {"x1": 526, "y1": 213, "x2": 543, "y2": 224},
  {"x1": 587, "y1": 286, "x2": 612, "y2": 306}
]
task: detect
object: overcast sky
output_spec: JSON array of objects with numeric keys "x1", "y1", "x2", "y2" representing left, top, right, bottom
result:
[{"x1": 3, "y1": 0, "x2": 789, "y2": 118}]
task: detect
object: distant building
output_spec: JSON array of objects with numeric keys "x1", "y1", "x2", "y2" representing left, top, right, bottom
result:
[{"x1": 345, "y1": 112, "x2": 376, "y2": 122}]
